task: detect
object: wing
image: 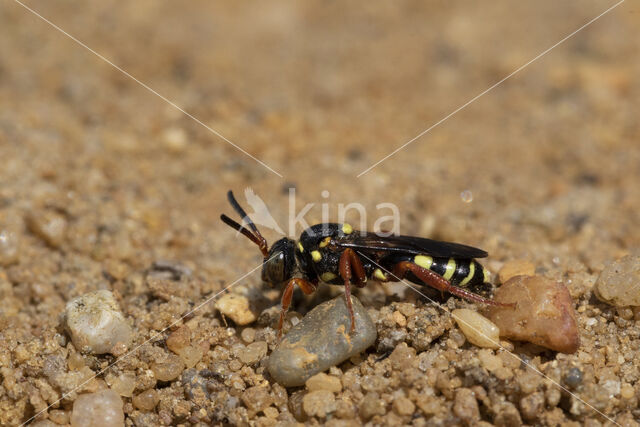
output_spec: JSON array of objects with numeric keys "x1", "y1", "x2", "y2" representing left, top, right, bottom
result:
[{"x1": 335, "y1": 233, "x2": 488, "y2": 258}]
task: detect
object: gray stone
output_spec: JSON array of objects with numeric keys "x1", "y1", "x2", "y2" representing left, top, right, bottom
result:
[
  {"x1": 267, "y1": 295, "x2": 376, "y2": 387},
  {"x1": 594, "y1": 253, "x2": 640, "y2": 307}
]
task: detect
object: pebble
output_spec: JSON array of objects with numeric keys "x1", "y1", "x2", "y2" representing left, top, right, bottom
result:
[
  {"x1": 70, "y1": 390, "x2": 124, "y2": 427},
  {"x1": 594, "y1": 253, "x2": 640, "y2": 306},
  {"x1": 64, "y1": 290, "x2": 132, "y2": 355},
  {"x1": 132, "y1": 389, "x2": 159, "y2": 411},
  {"x1": 303, "y1": 390, "x2": 336, "y2": 418},
  {"x1": 241, "y1": 327, "x2": 256, "y2": 343},
  {"x1": 453, "y1": 388, "x2": 480, "y2": 422},
  {"x1": 392, "y1": 396, "x2": 415, "y2": 416},
  {"x1": 27, "y1": 210, "x2": 67, "y2": 248},
  {"x1": 106, "y1": 373, "x2": 135, "y2": 397},
  {"x1": 305, "y1": 373, "x2": 342, "y2": 393},
  {"x1": 178, "y1": 345, "x2": 204, "y2": 368},
  {"x1": 241, "y1": 386, "x2": 273, "y2": 412},
  {"x1": 477, "y1": 349, "x2": 503, "y2": 372},
  {"x1": 238, "y1": 341, "x2": 268, "y2": 365},
  {"x1": 564, "y1": 367, "x2": 583, "y2": 388},
  {"x1": 486, "y1": 276, "x2": 580, "y2": 353},
  {"x1": 359, "y1": 392, "x2": 386, "y2": 420},
  {"x1": 451, "y1": 309, "x2": 500, "y2": 349},
  {"x1": 151, "y1": 353, "x2": 185, "y2": 382},
  {"x1": 267, "y1": 295, "x2": 377, "y2": 387},
  {"x1": 0, "y1": 229, "x2": 20, "y2": 265},
  {"x1": 215, "y1": 293, "x2": 257, "y2": 325},
  {"x1": 166, "y1": 325, "x2": 190, "y2": 353},
  {"x1": 497, "y1": 259, "x2": 535, "y2": 284}
]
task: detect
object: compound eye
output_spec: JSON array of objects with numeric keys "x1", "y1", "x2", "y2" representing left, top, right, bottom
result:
[{"x1": 264, "y1": 251, "x2": 285, "y2": 283}]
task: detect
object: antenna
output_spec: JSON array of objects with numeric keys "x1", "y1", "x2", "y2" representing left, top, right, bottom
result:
[{"x1": 221, "y1": 190, "x2": 269, "y2": 256}]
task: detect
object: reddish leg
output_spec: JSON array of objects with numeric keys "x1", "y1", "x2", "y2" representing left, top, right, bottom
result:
[
  {"x1": 339, "y1": 248, "x2": 368, "y2": 333},
  {"x1": 393, "y1": 261, "x2": 513, "y2": 307},
  {"x1": 277, "y1": 278, "x2": 317, "y2": 338}
]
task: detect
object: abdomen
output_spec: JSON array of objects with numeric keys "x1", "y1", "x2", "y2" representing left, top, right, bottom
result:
[{"x1": 413, "y1": 255, "x2": 489, "y2": 287}]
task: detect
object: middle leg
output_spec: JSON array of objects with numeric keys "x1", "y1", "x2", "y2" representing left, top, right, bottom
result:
[{"x1": 339, "y1": 248, "x2": 368, "y2": 333}]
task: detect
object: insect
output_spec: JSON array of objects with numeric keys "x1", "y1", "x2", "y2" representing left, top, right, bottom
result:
[{"x1": 221, "y1": 190, "x2": 510, "y2": 337}]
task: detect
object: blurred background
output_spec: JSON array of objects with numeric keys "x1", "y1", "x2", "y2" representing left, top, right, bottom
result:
[{"x1": 1, "y1": 1, "x2": 637, "y2": 275}]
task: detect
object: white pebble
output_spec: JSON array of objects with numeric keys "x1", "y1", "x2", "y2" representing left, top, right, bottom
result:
[
  {"x1": 71, "y1": 390, "x2": 124, "y2": 427},
  {"x1": 215, "y1": 294, "x2": 256, "y2": 325},
  {"x1": 452, "y1": 309, "x2": 500, "y2": 349},
  {"x1": 64, "y1": 290, "x2": 132, "y2": 355}
]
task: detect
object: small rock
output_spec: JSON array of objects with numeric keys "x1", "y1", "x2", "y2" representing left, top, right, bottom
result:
[
  {"x1": 0, "y1": 229, "x2": 20, "y2": 266},
  {"x1": 453, "y1": 388, "x2": 480, "y2": 422},
  {"x1": 215, "y1": 293, "x2": 256, "y2": 326},
  {"x1": 477, "y1": 349, "x2": 503, "y2": 372},
  {"x1": 241, "y1": 386, "x2": 273, "y2": 412},
  {"x1": 594, "y1": 253, "x2": 640, "y2": 306},
  {"x1": 359, "y1": 392, "x2": 386, "y2": 420},
  {"x1": 238, "y1": 341, "x2": 268, "y2": 365},
  {"x1": 564, "y1": 367, "x2": 583, "y2": 388},
  {"x1": 305, "y1": 373, "x2": 342, "y2": 393},
  {"x1": 451, "y1": 309, "x2": 500, "y2": 349},
  {"x1": 392, "y1": 396, "x2": 415, "y2": 416},
  {"x1": 178, "y1": 345, "x2": 204, "y2": 368},
  {"x1": 70, "y1": 390, "x2": 124, "y2": 427},
  {"x1": 106, "y1": 373, "x2": 135, "y2": 397},
  {"x1": 162, "y1": 127, "x2": 188, "y2": 152},
  {"x1": 267, "y1": 295, "x2": 377, "y2": 387},
  {"x1": 132, "y1": 389, "x2": 159, "y2": 411},
  {"x1": 241, "y1": 327, "x2": 256, "y2": 343},
  {"x1": 166, "y1": 326, "x2": 190, "y2": 353},
  {"x1": 27, "y1": 210, "x2": 67, "y2": 248},
  {"x1": 486, "y1": 276, "x2": 580, "y2": 353},
  {"x1": 151, "y1": 353, "x2": 185, "y2": 382},
  {"x1": 303, "y1": 390, "x2": 336, "y2": 418},
  {"x1": 64, "y1": 290, "x2": 132, "y2": 355},
  {"x1": 498, "y1": 259, "x2": 535, "y2": 284}
]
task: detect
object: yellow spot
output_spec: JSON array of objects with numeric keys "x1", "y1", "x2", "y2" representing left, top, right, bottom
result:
[
  {"x1": 319, "y1": 237, "x2": 331, "y2": 248},
  {"x1": 482, "y1": 266, "x2": 491, "y2": 283},
  {"x1": 311, "y1": 250, "x2": 322, "y2": 262},
  {"x1": 414, "y1": 255, "x2": 433, "y2": 270},
  {"x1": 321, "y1": 272, "x2": 337, "y2": 282},
  {"x1": 342, "y1": 223, "x2": 353, "y2": 234},
  {"x1": 459, "y1": 262, "x2": 475, "y2": 287},
  {"x1": 297, "y1": 242, "x2": 304, "y2": 252},
  {"x1": 443, "y1": 258, "x2": 457, "y2": 281},
  {"x1": 373, "y1": 268, "x2": 387, "y2": 281}
]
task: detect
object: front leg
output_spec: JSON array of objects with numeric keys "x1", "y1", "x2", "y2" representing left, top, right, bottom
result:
[
  {"x1": 339, "y1": 248, "x2": 368, "y2": 333},
  {"x1": 277, "y1": 278, "x2": 317, "y2": 338}
]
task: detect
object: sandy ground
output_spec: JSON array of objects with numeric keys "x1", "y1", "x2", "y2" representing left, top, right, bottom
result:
[{"x1": 1, "y1": 1, "x2": 640, "y2": 425}]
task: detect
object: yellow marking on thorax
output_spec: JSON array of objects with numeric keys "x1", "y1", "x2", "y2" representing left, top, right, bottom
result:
[
  {"x1": 482, "y1": 266, "x2": 491, "y2": 283},
  {"x1": 373, "y1": 268, "x2": 387, "y2": 282},
  {"x1": 342, "y1": 223, "x2": 353, "y2": 234},
  {"x1": 319, "y1": 237, "x2": 331, "y2": 248},
  {"x1": 442, "y1": 258, "x2": 457, "y2": 281},
  {"x1": 321, "y1": 272, "x2": 337, "y2": 282},
  {"x1": 459, "y1": 262, "x2": 475, "y2": 287},
  {"x1": 414, "y1": 255, "x2": 433, "y2": 270},
  {"x1": 297, "y1": 242, "x2": 304, "y2": 252},
  {"x1": 311, "y1": 250, "x2": 322, "y2": 262}
]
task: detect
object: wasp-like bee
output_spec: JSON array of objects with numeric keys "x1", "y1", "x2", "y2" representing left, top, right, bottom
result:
[{"x1": 221, "y1": 191, "x2": 508, "y2": 337}]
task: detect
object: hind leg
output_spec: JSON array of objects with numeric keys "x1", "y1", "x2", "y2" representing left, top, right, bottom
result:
[{"x1": 392, "y1": 261, "x2": 512, "y2": 307}]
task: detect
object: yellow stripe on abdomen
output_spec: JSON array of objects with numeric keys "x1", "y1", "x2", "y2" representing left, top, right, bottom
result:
[
  {"x1": 458, "y1": 262, "x2": 475, "y2": 287},
  {"x1": 414, "y1": 255, "x2": 433, "y2": 270},
  {"x1": 442, "y1": 258, "x2": 457, "y2": 281}
]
